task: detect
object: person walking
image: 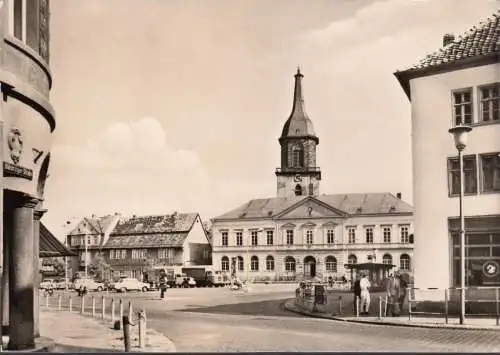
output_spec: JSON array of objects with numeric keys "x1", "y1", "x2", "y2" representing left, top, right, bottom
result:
[
  {"x1": 353, "y1": 274, "x2": 361, "y2": 315},
  {"x1": 386, "y1": 269, "x2": 401, "y2": 317},
  {"x1": 359, "y1": 272, "x2": 371, "y2": 316}
]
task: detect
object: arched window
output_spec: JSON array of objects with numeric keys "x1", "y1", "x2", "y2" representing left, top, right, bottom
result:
[
  {"x1": 348, "y1": 255, "x2": 357, "y2": 265},
  {"x1": 382, "y1": 254, "x2": 393, "y2": 265},
  {"x1": 285, "y1": 256, "x2": 296, "y2": 272},
  {"x1": 266, "y1": 256, "x2": 275, "y2": 271},
  {"x1": 251, "y1": 256, "x2": 259, "y2": 271},
  {"x1": 237, "y1": 256, "x2": 244, "y2": 271},
  {"x1": 221, "y1": 256, "x2": 229, "y2": 271},
  {"x1": 292, "y1": 146, "x2": 304, "y2": 167},
  {"x1": 295, "y1": 184, "x2": 303, "y2": 196},
  {"x1": 400, "y1": 254, "x2": 411, "y2": 271},
  {"x1": 325, "y1": 256, "x2": 337, "y2": 273}
]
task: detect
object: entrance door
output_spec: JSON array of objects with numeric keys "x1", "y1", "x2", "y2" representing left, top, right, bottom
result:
[{"x1": 303, "y1": 256, "x2": 317, "y2": 278}]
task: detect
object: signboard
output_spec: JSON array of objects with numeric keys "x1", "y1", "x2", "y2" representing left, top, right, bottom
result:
[{"x1": 482, "y1": 261, "x2": 499, "y2": 278}]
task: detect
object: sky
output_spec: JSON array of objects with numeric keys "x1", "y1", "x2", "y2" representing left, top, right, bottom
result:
[{"x1": 43, "y1": 0, "x2": 500, "y2": 237}]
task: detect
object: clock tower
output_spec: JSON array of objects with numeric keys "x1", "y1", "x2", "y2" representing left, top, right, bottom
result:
[{"x1": 275, "y1": 68, "x2": 321, "y2": 197}]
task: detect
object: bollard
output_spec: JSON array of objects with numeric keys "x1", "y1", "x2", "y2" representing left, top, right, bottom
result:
[
  {"x1": 45, "y1": 294, "x2": 49, "y2": 308},
  {"x1": 119, "y1": 299, "x2": 124, "y2": 329},
  {"x1": 111, "y1": 298, "x2": 116, "y2": 324},
  {"x1": 356, "y1": 296, "x2": 360, "y2": 318},
  {"x1": 138, "y1": 309, "x2": 147, "y2": 349},
  {"x1": 444, "y1": 289, "x2": 449, "y2": 324},
  {"x1": 69, "y1": 296, "x2": 73, "y2": 312},
  {"x1": 102, "y1": 296, "x2": 106, "y2": 320},
  {"x1": 122, "y1": 316, "x2": 131, "y2": 352},
  {"x1": 92, "y1": 296, "x2": 96, "y2": 318},
  {"x1": 338, "y1": 296, "x2": 343, "y2": 316},
  {"x1": 81, "y1": 295, "x2": 85, "y2": 315},
  {"x1": 57, "y1": 294, "x2": 62, "y2": 311},
  {"x1": 496, "y1": 288, "x2": 499, "y2": 326},
  {"x1": 378, "y1": 296, "x2": 382, "y2": 319}
]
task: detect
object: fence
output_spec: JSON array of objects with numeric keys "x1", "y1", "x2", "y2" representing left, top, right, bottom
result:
[{"x1": 42, "y1": 292, "x2": 148, "y2": 351}]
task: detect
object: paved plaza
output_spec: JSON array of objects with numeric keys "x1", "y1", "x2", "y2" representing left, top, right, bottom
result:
[{"x1": 40, "y1": 284, "x2": 500, "y2": 352}]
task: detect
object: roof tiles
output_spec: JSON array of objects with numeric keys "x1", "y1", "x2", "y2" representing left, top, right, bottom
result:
[{"x1": 403, "y1": 11, "x2": 500, "y2": 72}]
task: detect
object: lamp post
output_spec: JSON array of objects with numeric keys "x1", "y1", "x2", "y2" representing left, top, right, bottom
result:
[{"x1": 448, "y1": 124, "x2": 472, "y2": 325}]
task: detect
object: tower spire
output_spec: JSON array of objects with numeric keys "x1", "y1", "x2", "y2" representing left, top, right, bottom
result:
[{"x1": 290, "y1": 66, "x2": 307, "y2": 119}]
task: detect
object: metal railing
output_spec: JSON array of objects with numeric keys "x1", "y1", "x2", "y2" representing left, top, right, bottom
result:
[
  {"x1": 407, "y1": 286, "x2": 500, "y2": 325},
  {"x1": 42, "y1": 291, "x2": 149, "y2": 350}
]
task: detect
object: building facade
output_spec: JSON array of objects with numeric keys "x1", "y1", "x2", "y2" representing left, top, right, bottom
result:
[
  {"x1": 212, "y1": 69, "x2": 414, "y2": 282},
  {"x1": 68, "y1": 213, "x2": 212, "y2": 280},
  {"x1": 0, "y1": 0, "x2": 55, "y2": 350},
  {"x1": 395, "y1": 11, "x2": 500, "y2": 291}
]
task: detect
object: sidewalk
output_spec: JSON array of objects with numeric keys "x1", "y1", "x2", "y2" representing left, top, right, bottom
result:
[
  {"x1": 284, "y1": 299, "x2": 500, "y2": 331},
  {"x1": 40, "y1": 309, "x2": 176, "y2": 352}
]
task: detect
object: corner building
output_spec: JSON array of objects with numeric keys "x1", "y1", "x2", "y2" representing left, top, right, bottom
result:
[
  {"x1": 0, "y1": 0, "x2": 55, "y2": 350},
  {"x1": 395, "y1": 12, "x2": 500, "y2": 292},
  {"x1": 211, "y1": 69, "x2": 414, "y2": 282}
]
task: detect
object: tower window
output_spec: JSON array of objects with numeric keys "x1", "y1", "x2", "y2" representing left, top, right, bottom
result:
[
  {"x1": 292, "y1": 146, "x2": 304, "y2": 168},
  {"x1": 308, "y1": 183, "x2": 314, "y2": 195},
  {"x1": 295, "y1": 184, "x2": 303, "y2": 196}
]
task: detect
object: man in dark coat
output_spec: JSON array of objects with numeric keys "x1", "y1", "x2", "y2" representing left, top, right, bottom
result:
[{"x1": 353, "y1": 275, "x2": 361, "y2": 315}]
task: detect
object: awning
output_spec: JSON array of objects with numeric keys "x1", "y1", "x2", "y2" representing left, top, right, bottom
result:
[{"x1": 40, "y1": 223, "x2": 76, "y2": 258}]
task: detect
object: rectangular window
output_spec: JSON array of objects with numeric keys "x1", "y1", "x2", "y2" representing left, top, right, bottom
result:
[
  {"x1": 306, "y1": 230, "x2": 313, "y2": 245},
  {"x1": 481, "y1": 153, "x2": 500, "y2": 193},
  {"x1": 251, "y1": 231, "x2": 258, "y2": 246},
  {"x1": 221, "y1": 231, "x2": 228, "y2": 246},
  {"x1": 326, "y1": 229, "x2": 335, "y2": 244},
  {"x1": 266, "y1": 230, "x2": 274, "y2": 245},
  {"x1": 400, "y1": 226, "x2": 410, "y2": 244},
  {"x1": 365, "y1": 227, "x2": 374, "y2": 244},
  {"x1": 348, "y1": 227, "x2": 356, "y2": 244},
  {"x1": 286, "y1": 230, "x2": 294, "y2": 245},
  {"x1": 26, "y1": 0, "x2": 39, "y2": 50},
  {"x1": 383, "y1": 227, "x2": 391, "y2": 243},
  {"x1": 480, "y1": 84, "x2": 500, "y2": 122},
  {"x1": 87, "y1": 236, "x2": 91, "y2": 245},
  {"x1": 131, "y1": 249, "x2": 145, "y2": 259},
  {"x1": 13, "y1": 0, "x2": 23, "y2": 40},
  {"x1": 236, "y1": 232, "x2": 243, "y2": 246},
  {"x1": 448, "y1": 155, "x2": 478, "y2": 196},
  {"x1": 453, "y1": 89, "x2": 473, "y2": 125},
  {"x1": 158, "y1": 248, "x2": 173, "y2": 259}
]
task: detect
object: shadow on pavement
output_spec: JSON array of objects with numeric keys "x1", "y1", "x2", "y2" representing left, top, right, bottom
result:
[
  {"x1": 179, "y1": 299, "x2": 303, "y2": 317},
  {"x1": 51, "y1": 344, "x2": 122, "y2": 353}
]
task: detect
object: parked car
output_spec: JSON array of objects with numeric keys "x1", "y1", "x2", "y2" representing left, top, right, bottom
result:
[
  {"x1": 73, "y1": 278, "x2": 105, "y2": 292},
  {"x1": 39, "y1": 279, "x2": 55, "y2": 289},
  {"x1": 113, "y1": 278, "x2": 151, "y2": 292},
  {"x1": 53, "y1": 279, "x2": 73, "y2": 290}
]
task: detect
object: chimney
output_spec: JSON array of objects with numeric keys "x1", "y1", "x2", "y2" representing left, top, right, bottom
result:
[
  {"x1": 396, "y1": 192, "x2": 402, "y2": 199},
  {"x1": 443, "y1": 33, "x2": 455, "y2": 47}
]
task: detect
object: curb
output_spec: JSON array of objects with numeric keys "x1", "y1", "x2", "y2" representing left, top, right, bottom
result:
[{"x1": 284, "y1": 299, "x2": 500, "y2": 332}]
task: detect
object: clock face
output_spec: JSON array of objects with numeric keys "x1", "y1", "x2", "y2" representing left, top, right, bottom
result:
[{"x1": 294, "y1": 174, "x2": 302, "y2": 182}]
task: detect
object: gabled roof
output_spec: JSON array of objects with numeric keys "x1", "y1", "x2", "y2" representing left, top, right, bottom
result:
[
  {"x1": 213, "y1": 193, "x2": 412, "y2": 221},
  {"x1": 110, "y1": 213, "x2": 198, "y2": 235},
  {"x1": 395, "y1": 11, "x2": 500, "y2": 99},
  {"x1": 102, "y1": 213, "x2": 200, "y2": 249},
  {"x1": 40, "y1": 223, "x2": 76, "y2": 258},
  {"x1": 68, "y1": 214, "x2": 119, "y2": 236}
]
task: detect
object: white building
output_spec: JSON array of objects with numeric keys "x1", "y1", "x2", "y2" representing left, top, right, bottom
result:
[
  {"x1": 394, "y1": 11, "x2": 500, "y2": 290},
  {"x1": 212, "y1": 69, "x2": 414, "y2": 282}
]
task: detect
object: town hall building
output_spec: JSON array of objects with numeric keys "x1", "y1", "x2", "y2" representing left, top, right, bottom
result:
[{"x1": 211, "y1": 69, "x2": 414, "y2": 283}]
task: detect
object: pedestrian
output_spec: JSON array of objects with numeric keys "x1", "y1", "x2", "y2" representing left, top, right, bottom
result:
[
  {"x1": 353, "y1": 274, "x2": 361, "y2": 316},
  {"x1": 359, "y1": 272, "x2": 371, "y2": 316},
  {"x1": 386, "y1": 269, "x2": 401, "y2": 317}
]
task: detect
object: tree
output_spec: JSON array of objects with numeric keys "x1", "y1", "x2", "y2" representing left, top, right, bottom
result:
[{"x1": 88, "y1": 253, "x2": 112, "y2": 281}]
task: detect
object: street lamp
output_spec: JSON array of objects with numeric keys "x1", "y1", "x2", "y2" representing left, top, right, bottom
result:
[{"x1": 448, "y1": 124, "x2": 472, "y2": 325}]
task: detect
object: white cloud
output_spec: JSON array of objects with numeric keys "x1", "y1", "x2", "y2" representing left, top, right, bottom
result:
[{"x1": 43, "y1": 117, "x2": 269, "y2": 232}]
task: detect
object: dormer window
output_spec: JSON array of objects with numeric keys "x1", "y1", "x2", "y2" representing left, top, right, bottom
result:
[{"x1": 295, "y1": 184, "x2": 303, "y2": 196}]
